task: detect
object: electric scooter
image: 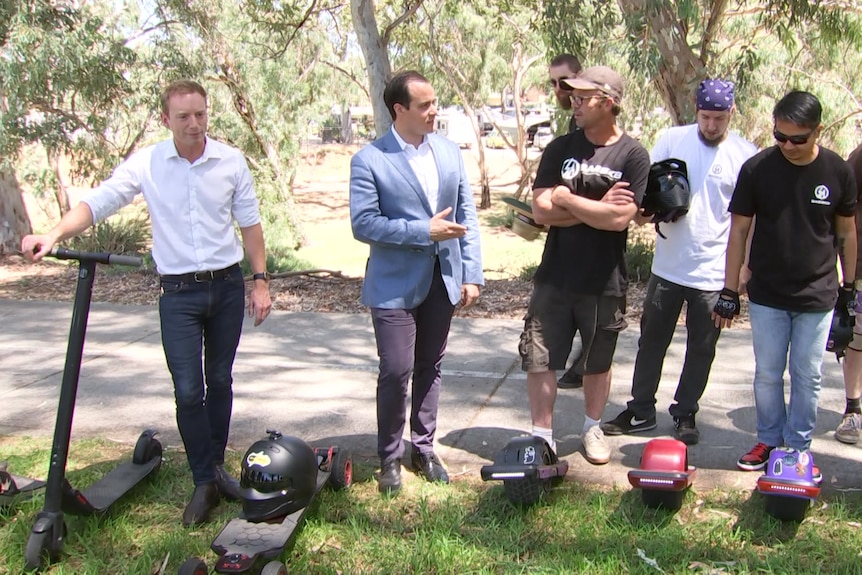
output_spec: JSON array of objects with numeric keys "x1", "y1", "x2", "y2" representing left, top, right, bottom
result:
[
  {"x1": 24, "y1": 247, "x2": 163, "y2": 572},
  {"x1": 178, "y1": 437, "x2": 353, "y2": 575}
]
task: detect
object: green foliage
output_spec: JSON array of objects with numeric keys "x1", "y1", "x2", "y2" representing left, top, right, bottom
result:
[
  {"x1": 626, "y1": 231, "x2": 654, "y2": 284},
  {"x1": 67, "y1": 213, "x2": 151, "y2": 258}
]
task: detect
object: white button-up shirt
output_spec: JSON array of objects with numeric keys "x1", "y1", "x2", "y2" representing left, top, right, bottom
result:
[
  {"x1": 392, "y1": 127, "x2": 440, "y2": 211},
  {"x1": 83, "y1": 137, "x2": 261, "y2": 275}
]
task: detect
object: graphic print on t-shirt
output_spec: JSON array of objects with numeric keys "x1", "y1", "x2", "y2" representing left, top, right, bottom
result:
[
  {"x1": 560, "y1": 157, "x2": 624, "y2": 200},
  {"x1": 811, "y1": 184, "x2": 831, "y2": 206}
]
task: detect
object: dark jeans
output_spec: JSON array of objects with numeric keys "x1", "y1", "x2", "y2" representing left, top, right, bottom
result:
[
  {"x1": 371, "y1": 264, "x2": 455, "y2": 464},
  {"x1": 627, "y1": 274, "x2": 720, "y2": 419},
  {"x1": 158, "y1": 265, "x2": 245, "y2": 485}
]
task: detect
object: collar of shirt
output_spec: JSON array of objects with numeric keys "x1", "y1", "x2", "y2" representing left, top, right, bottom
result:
[
  {"x1": 390, "y1": 127, "x2": 440, "y2": 211},
  {"x1": 391, "y1": 126, "x2": 430, "y2": 152},
  {"x1": 165, "y1": 136, "x2": 224, "y2": 164}
]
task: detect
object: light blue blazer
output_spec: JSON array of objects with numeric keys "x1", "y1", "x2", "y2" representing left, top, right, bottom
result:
[{"x1": 349, "y1": 130, "x2": 484, "y2": 309}]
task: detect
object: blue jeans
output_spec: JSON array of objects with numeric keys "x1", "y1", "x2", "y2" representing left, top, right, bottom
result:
[
  {"x1": 749, "y1": 302, "x2": 831, "y2": 451},
  {"x1": 159, "y1": 265, "x2": 245, "y2": 485}
]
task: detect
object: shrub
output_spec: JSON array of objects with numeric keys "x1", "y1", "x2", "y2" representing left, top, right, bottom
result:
[
  {"x1": 516, "y1": 230, "x2": 655, "y2": 283},
  {"x1": 68, "y1": 212, "x2": 150, "y2": 257}
]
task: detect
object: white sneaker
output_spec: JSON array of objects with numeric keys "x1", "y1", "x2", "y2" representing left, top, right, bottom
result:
[
  {"x1": 582, "y1": 425, "x2": 610, "y2": 465},
  {"x1": 835, "y1": 413, "x2": 862, "y2": 444}
]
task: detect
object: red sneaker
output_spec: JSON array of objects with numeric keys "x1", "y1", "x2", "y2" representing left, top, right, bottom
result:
[{"x1": 737, "y1": 442, "x2": 774, "y2": 471}]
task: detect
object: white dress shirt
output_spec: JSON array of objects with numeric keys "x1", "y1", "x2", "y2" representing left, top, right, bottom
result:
[
  {"x1": 83, "y1": 137, "x2": 261, "y2": 275},
  {"x1": 391, "y1": 127, "x2": 440, "y2": 211}
]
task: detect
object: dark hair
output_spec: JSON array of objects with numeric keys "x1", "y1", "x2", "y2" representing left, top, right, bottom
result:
[
  {"x1": 773, "y1": 91, "x2": 822, "y2": 129},
  {"x1": 160, "y1": 79, "x2": 207, "y2": 115},
  {"x1": 383, "y1": 71, "x2": 430, "y2": 121},
  {"x1": 550, "y1": 53, "x2": 582, "y2": 75}
]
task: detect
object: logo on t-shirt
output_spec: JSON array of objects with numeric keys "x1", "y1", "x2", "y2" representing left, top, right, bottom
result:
[
  {"x1": 560, "y1": 158, "x2": 623, "y2": 183},
  {"x1": 711, "y1": 164, "x2": 723, "y2": 175},
  {"x1": 811, "y1": 184, "x2": 831, "y2": 206}
]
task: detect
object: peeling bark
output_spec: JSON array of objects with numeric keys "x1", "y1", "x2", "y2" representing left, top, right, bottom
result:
[{"x1": 0, "y1": 167, "x2": 32, "y2": 255}]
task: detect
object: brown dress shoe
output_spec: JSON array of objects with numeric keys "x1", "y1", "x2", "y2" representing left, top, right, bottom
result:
[
  {"x1": 378, "y1": 459, "x2": 402, "y2": 495},
  {"x1": 214, "y1": 464, "x2": 241, "y2": 501},
  {"x1": 182, "y1": 482, "x2": 220, "y2": 526},
  {"x1": 411, "y1": 450, "x2": 449, "y2": 484}
]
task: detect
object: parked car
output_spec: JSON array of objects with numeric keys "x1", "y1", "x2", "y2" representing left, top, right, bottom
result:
[
  {"x1": 484, "y1": 130, "x2": 506, "y2": 149},
  {"x1": 534, "y1": 126, "x2": 554, "y2": 150}
]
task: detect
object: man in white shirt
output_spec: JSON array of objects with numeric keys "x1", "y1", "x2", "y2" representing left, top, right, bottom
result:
[
  {"x1": 22, "y1": 79, "x2": 272, "y2": 526},
  {"x1": 602, "y1": 79, "x2": 757, "y2": 445}
]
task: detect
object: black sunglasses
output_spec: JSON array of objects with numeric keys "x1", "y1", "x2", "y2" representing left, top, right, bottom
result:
[
  {"x1": 773, "y1": 128, "x2": 815, "y2": 145},
  {"x1": 548, "y1": 78, "x2": 573, "y2": 89}
]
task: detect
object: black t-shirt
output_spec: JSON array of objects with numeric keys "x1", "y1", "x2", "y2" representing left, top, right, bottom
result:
[
  {"x1": 532, "y1": 130, "x2": 650, "y2": 296},
  {"x1": 730, "y1": 146, "x2": 857, "y2": 311}
]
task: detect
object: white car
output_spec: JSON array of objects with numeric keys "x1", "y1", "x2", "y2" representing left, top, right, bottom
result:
[{"x1": 534, "y1": 126, "x2": 554, "y2": 150}]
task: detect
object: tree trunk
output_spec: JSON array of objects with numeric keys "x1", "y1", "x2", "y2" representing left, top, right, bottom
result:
[
  {"x1": 351, "y1": 0, "x2": 393, "y2": 139},
  {"x1": 0, "y1": 167, "x2": 32, "y2": 255},
  {"x1": 618, "y1": 0, "x2": 708, "y2": 125}
]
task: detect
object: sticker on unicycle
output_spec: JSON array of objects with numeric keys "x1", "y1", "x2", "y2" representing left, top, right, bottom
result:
[{"x1": 523, "y1": 446, "x2": 536, "y2": 465}]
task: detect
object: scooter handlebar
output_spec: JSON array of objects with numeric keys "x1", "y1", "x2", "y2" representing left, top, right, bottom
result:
[{"x1": 49, "y1": 247, "x2": 143, "y2": 267}]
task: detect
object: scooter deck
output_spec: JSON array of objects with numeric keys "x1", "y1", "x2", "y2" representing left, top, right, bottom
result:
[
  {"x1": 0, "y1": 470, "x2": 46, "y2": 507},
  {"x1": 62, "y1": 456, "x2": 161, "y2": 514},
  {"x1": 211, "y1": 473, "x2": 329, "y2": 572}
]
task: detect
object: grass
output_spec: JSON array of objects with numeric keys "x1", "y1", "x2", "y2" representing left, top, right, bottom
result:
[{"x1": 3, "y1": 436, "x2": 862, "y2": 574}]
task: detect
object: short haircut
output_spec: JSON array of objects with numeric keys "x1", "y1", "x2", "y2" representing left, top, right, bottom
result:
[
  {"x1": 549, "y1": 53, "x2": 582, "y2": 75},
  {"x1": 383, "y1": 71, "x2": 430, "y2": 121},
  {"x1": 160, "y1": 80, "x2": 207, "y2": 115},
  {"x1": 773, "y1": 91, "x2": 822, "y2": 129}
]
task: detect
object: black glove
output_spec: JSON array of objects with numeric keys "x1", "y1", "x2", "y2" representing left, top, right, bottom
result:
[
  {"x1": 837, "y1": 282, "x2": 856, "y2": 314},
  {"x1": 713, "y1": 287, "x2": 740, "y2": 320}
]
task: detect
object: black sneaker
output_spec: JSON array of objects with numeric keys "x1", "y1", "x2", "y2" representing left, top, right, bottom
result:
[
  {"x1": 557, "y1": 367, "x2": 583, "y2": 389},
  {"x1": 673, "y1": 415, "x2": 700, "y2": 445},
  {"x1": 601, "y1": 409, "x2": 657, "y2": 435}
]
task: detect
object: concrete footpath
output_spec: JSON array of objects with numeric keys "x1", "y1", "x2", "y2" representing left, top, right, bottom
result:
[{"x1": 2, "y1": 298, "x2": 862, "y2": 493}]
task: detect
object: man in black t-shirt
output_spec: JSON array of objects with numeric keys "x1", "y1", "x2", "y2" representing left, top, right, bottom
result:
[
  {"x1": 713, "y1": 91, "x2": 857, "y2": 476},
  {"x1": 519, "y1": 66, "x2": 650, "y2": 465}
]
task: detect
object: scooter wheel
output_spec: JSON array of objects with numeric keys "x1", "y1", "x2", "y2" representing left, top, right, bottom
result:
[
  {"x1": 261, "y1": 560, "x2": 288, "y2": 575},
  {"x1": 329, "y1": 449, "x2": 353, "y2": 490},
  {"x1": 178, "y1": 556, "x2": 208, "y2": 575},
  {"x1": 133, "y1": 430, "x2": 163, "y2": 466},
  {"x1": 25, "y1": 530, "x2": 59, "y2": 571}
]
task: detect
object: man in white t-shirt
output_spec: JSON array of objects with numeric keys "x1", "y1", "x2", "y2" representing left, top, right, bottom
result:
[{"x1": 602, "y1": 79, "x2": 757, "y2": 445}]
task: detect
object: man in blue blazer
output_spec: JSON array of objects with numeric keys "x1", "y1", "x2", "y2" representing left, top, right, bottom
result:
[{"x1": 350, "y1": 70, "x2": 484, "y2": 495}]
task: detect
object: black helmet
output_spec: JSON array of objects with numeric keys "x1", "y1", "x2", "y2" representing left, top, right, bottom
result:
[
  {"x1": 239, "y1": 431, "x2": 318, "y2": 521},
  {"x1": 642, "y1": 158, "x2": 691, "y2": 239},
  {"x1": 826, "y1": 309, "x2": 854, "y2": 360}
]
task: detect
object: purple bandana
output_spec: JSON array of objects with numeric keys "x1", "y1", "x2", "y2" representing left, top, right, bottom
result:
[{"x1": 697, "y1": 79, "x2": 734, "y2": 111}]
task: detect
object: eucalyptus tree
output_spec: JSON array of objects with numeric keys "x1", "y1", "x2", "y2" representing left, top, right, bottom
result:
[
  {"x1": 0, "y1": 0, "x2": 149, "y2": 254},
  {"x1": 543, "y1": 0, "x2": 862, "y2": 133},
  {"x1": 412, "y1": 0, "x2": 514, "y2": 208},
  {"x1": 154, "y1": 0, "x2": 345, "y2": 248},
  {"x1": 351, "y1": 0, "x2": 427, "y2": 137}
]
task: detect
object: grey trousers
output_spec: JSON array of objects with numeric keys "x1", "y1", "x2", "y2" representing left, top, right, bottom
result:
[
  {"x1": 370, "y1": 265, "x2": 455, "y2": 464},
  {"x1": 626, "y1": 274, "x2": 721, "y2": 419}
]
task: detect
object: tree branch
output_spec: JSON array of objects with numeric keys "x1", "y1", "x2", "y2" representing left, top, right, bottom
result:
[{"x1": 383, "y1": 0, "x2": 424, "y2": 44}]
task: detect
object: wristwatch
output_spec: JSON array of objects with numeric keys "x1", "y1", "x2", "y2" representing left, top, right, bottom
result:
[{"x1": 252, "y1": 272, "x2": 270, "y2": 282}]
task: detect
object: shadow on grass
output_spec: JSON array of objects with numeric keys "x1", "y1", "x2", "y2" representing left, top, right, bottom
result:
[{"x1": 730, "y1": 487, "x2": 802, "y2": 544}]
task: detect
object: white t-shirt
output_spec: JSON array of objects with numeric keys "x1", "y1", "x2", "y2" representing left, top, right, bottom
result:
[{"x1": 649, "y1": 124, "x2": 757, "y2": 290}]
